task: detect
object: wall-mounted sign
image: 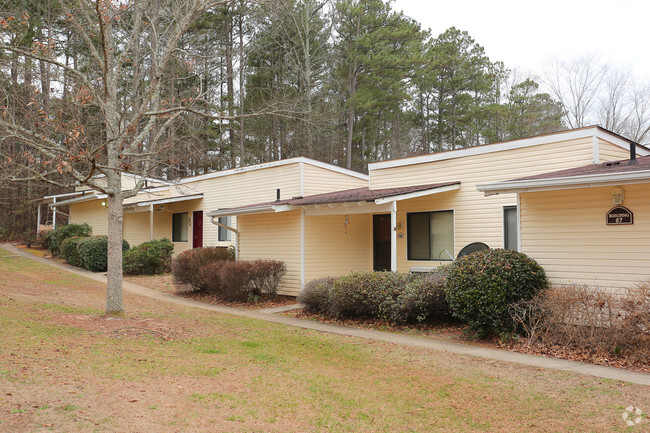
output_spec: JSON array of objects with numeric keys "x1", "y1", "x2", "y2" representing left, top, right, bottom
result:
[{"x1": 606, "y1": 206, "x2": 633, "y2": 225}]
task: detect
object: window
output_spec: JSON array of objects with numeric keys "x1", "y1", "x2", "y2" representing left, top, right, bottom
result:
[
  {"x1": 407, "y1": 210, "x2": 454, "y2": 261},
  {"x1": 172, "y1": 212, "x2": 188, "y2": 242},
  {"x1": 218, "y1": 216, "x2": 232, "y2": 241},
  {"x1": 504, "y1": 206, "x2": 518, "y2": 250}
]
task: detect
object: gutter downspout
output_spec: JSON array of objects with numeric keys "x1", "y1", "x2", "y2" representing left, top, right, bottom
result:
[{"x1": 209, "y1": 216, "x2": 240, "y2": 261}]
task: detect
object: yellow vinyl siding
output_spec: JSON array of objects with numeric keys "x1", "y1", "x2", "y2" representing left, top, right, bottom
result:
[
  {"x1": 69, "y1": 201, "x2": 108, "y2": 236},
  {"x1": 301, "y1": 164, "x2": 368, "y2": 196},
  {"x1": 164, "y1": 199, "x2": 204, "y2": 255},
  {"x1": 520, "y1": 184, "x2": 650, "y2": 289},
  {"x1": 366, "y1": 138, "x2": 599, "y2": 271},
  {"x1": 305, "y1": 214, "x2": 373, "y2": 282},
  {"x1": 123, "y1": 211, "x2": 170, "y2": 247},
  {"x1": 238, "y1": 211, "x2": 302, "y2": 296},
  {"x1": 370, "y1": 138, "x2": 595, "y2": 190},
  {"x1": 174, "y1": 164, "x2": 302, "y2": 249},
  {"x1": 598, "y1": 138, "x2": 633, "y2": 162}
]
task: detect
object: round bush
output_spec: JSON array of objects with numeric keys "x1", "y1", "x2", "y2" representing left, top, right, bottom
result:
[
  {"x1": 171, "y1": 247, "x2": 234, "y2": 290},
  {"x1": 78, "y1": 236, "x2": 130, "y2": 272},
  {"x1": 46, "y1": 223, "x2": 92, "y2": 256},
  {"x1": 123, "y1": 238, "x2": 174, "y2": 275},
  {"x1": 60, "y1": 236, "x2": 89, "y2": 267},
  {"x1": 445, "y1": 249, "x2": 548, "y2": 337},
  {"x1": 298, "y1": 276, "x2": 337, "y2": 313}
]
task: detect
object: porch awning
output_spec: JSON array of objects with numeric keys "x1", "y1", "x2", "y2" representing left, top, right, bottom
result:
[
  {"x1": 123, "y1": 193, "x2": 204, "y2": 212},
  {"x1": 207, "y1": 181, "x2": 461, "y2": 217}
]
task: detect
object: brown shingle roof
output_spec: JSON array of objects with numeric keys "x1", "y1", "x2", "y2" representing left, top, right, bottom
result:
[
  {"x1": 511, "y1": 156, "x2": 650, "y2": 182},
  {"x1": 209, "y1": 181, "x2": 460, "y2": 215}
]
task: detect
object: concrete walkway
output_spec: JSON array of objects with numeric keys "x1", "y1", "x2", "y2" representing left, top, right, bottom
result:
[{"x1": 3, "y1": 243, "x2": 649, "y2": 386}]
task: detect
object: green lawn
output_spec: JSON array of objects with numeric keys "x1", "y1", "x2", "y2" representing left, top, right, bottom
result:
[{"x1": 0, "y1": 247, "x2": 647, "y2": 432}]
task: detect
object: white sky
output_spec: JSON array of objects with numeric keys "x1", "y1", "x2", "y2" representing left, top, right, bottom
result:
[{"x1": 392, "y1": 0, "x2": 650, "y2": 81}]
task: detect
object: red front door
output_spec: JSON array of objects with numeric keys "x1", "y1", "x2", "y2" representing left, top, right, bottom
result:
[{"x1": 193, "y1": 211, "x2": 203, "y2": 248}]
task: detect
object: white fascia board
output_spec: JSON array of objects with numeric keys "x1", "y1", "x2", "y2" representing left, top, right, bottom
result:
[
  {"x1": 49, "y1": 193, "x2": 107, "y2": 207},
  {"x1": 177, "y1": 157, "x2": 368, "y2": 185},
  {"x1": 595, "y1": 129, "x2": 650, "y2": 156},
  {"x1": 304, "y1": 201, "x2": 393, "y2": 216},
  {"x1": 43, "y1": 190, "x2": 94, "y2": 200},
  {"x1": 477, "y1": 170, "x2": 650, "y2": 195},
  {"x1": 134, "y1": 193, "x2": 203, "y2": 207},
  {"x1": 301, "y1": 158, "x2": 368, "y2": 180},
  {"x1": 207, "y1": 204, "x2": 284, "y2": 218},
  {"x1": 368, "y1": 127, "x2": 635, "y2": 171},
  {"x1": 374, "y1": 183, "x2": 461, "y2": 205}
]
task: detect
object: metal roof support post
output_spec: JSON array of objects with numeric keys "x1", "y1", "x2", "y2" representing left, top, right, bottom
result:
[
  {"x1": 300, "y1": 208, "x2": 306, "y2": 290},
  {"x1": 36, "y1": 202, "x2": 41, "y2": 235},
  {"x1": 52, "y1": 197, "x2": 57, "y2": 230},
  {"x1": 149, "y1": 204, "x2": 154, "y2": 241},
  {"x1": 390, "y1": 201, "x2": 397, "y2": 272}
]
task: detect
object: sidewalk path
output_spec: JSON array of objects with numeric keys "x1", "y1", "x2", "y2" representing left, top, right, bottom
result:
[{"x1": 3, "y1": 243, "x2": 649, "y2": 386}]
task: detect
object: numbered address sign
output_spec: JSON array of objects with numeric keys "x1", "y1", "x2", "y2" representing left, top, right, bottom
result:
[{"x1": 606, "y1": 206, "x2": 633, "y2": 225}]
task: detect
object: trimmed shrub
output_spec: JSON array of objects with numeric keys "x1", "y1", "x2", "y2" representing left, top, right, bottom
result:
[
  {"x1": 171, "y1": 247, "x2": 234, "y2": 290},
  {"x1": 329, "y1": 271, "x2": 411, "y2": 319},
  {"x1": 445, "y1": 249, "x2": 548, "y2": 337},
  {"x1": 298, "y1": 276, "x2": 337, "y2": 313},
  {"x1": 196, "y1": 259, "x2": 287, "y2": 301},
  {"x1": 45, "y1": 223, "x2": 92, "y2": 256},
  {"x1": 60, "y1": 236, "x2": 88, "y2": 267},
  {"x1": 389, "y1": 271, "x2": 451, "y2": 324},
  {"x1": 299, "y1": 271, "x2": 451, "y2": 324},
  {"x1": 247, "y1": 260, "x2": 286, "y2": 295},
  {"x1": 123, "y1": 238, "x2": 174, "y2": 275},
  {"x1": 78, "y1": 236, "x2": 130, "y2": 272}
]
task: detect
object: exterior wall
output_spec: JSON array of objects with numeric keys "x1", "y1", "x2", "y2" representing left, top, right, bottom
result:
[
  {"x1": 163, "y1": 198, "x2": 204, "y2": 254},
  {"x1": 237, "y1": 211, "x2": 302, "y2": 296},
  {"x1": 69, "y1": 200, "x2": 108, "y2": 235},
  {"x1": 520, "y1": 183, "x2": 650, "y2": 289},
  {"x1": 301, "y1": 163, "x2": 368, "y2": 196},
  {"x1": 369, "y1": 137, "x2": 595, "y2": 189},
  {"x1": 369, "y1": 138, "x2": 598, "y2": 269},
  {"x1": 123, "y1": 210, "x2": 171, "y2": 247},
  {"x1": 173, "y1": 164, "x2": 303, "y2": 252},
  {"x1": 598, "y1": 138, "x2": 632, "y2": 162},
  {"x1": 305, "y1": 214, "x2": 373, "y2": 282}
]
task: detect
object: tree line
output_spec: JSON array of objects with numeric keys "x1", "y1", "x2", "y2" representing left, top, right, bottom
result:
[{"x1": 1, "y1": 0, "x2": 649, "y2": 241}]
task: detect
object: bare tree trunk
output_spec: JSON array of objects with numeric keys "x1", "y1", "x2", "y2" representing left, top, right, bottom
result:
[{"x1": 105, "y1": 189, "x2": 124, "y2": 315}]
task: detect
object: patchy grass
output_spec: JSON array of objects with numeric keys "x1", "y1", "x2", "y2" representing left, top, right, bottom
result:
[{"x1": 0, "y1": 247, "x2": 648, "y2": 432}]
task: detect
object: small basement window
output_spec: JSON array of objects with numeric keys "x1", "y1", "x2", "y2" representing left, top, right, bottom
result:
[
  {"x1": 172, "y1": 212, "x2": 188, "y2": 242},
  {"x1": 407, "y1": 210, "x2": 454, "y2": 261}
]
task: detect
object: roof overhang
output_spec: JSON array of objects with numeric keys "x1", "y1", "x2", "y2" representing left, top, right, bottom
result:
[
  {"x1": 477, "y1": 170, "x2": 650, "y2": 195},
  {"x1": 208, "y1": 182, "x2": 461, "y2": 217},
  {"x1": 124, "y1": 194, "x2": 204, "y2": 213},
  {"x1": 207, "y1": 204, "x2": 293, "y2": 218},
  {"x1": 49, "y1": 193, "x2": 106, "y2": 207}
]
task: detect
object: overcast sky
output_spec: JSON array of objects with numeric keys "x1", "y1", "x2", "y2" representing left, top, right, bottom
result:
[{"x1": 392, "y1": 0, "x2": 649, "y2": 80}]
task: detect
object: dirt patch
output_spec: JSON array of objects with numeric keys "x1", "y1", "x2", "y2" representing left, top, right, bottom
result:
[{"x1": 55, "y1": 314, "x2": 184, "y2": 341}]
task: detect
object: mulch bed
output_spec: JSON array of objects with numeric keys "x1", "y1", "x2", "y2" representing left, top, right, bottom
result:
[
  {"x1": 175, "y1": 290, "x2": 298, "y2": 310},
  {"x1": 291, "y1": 309, "x2": 650, "y2": 373}
]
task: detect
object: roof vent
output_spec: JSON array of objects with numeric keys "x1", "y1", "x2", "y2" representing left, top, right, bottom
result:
[
  {"x1": 291, "y1": 196, "x2": 303, "y2": 200},
  {"x1": 276, "y1": 189, "x2": 281, "y2": 201}
]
